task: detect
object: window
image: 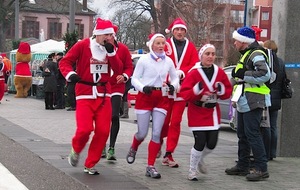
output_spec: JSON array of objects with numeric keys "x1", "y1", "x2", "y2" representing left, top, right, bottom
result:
[
  {"x1": 48, "y1": 18, "x2": 62, "y2": 40},
  {"x1": 262, "y1": 12, "x2": 269, "y2": 21},
  {"x1": 22, "y1": 17, "x2": 39, "y2": 38},
  {"x1": 230, "y1": 10, "x2": 244, "y2": 23},
  {"x1": 261, "y1": 29, "x2": 267, "y2": 37},
  {"x1": 67, "y1": 22, "x2": 84, "y2": 39}
]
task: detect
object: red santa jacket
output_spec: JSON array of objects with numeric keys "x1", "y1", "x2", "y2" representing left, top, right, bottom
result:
[
  {"x1": 165, "y1": 37, "x2": 199, "y2": 100},
  {"x1": 59, "y1": 38, "x2": 123, "y2": 100},
  {"x1": 180, "y1": 64, "x2": 232, "y2": 131},
  {"x1": 109, "y1": 42, "x2": 133, "y2": 96},
  {"x1": 165, "y1": 37, "x2": 199, "y2": 80}
]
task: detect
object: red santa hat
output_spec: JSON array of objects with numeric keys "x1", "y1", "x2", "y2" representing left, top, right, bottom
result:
[
  {"x1": 113, "y1": 25, "x2": 118, "y2": 33},
  {"x1": 93, "y1": 18, "x2": 115, "y2": 36},
  {"x1": 251, "y1": 26, "x2": 263, "y2": 41},
  {"x1": 146, "y1": 33, "x2": 165, "y2": 62},
  {"x1": 17, "y1": 42, "x2": 31, "y2": 54},
  {"x1": 165, "y1": 18, "x2": 187, "y2": 34}
]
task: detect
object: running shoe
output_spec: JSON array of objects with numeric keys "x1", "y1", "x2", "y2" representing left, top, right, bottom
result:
[{"x1": 68, "y1": 148, "x2": 79, "y2": 167}]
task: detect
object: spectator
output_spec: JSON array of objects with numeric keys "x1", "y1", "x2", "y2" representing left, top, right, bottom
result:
[
  {"x1": 262, "y1": 40, "x2": 286, "y2": 160},
  {"x1": 66, "y1": 65, "x2": 76, "y2": 111},
  {"x1": 54, "y1": 52, "x2": 66, "y2": 109},
  {"x1": 42, "y1": 53, "x2": 58, "y2": 110},
  {"x1": 120, "y1": 78, "x2": 132, "y2": 118},
  {"x1": 1, "y1": 54, "x2": 12, "y2": 94},
  {"x1": 180, "y1": 44, "x2": 232, "y2": 181},
  {"x1": 126, "y1": 33, "x2": 179, "y2": 179},
  {"x1": 59, "y1": 18, "x2": 123, "y2": 175},
  {"x1": 225, "y1": 26, "x2": 271, "y2": 181},
  {"x1": 160, "y1": 18, "x2": 199, "y2": 167}
]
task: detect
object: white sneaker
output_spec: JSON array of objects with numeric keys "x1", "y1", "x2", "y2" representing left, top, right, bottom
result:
[
  {"x1": 188, "y1": 169, "x2": 198, "y2": 181},
  {"x1": 83, "y1": 167, "x2": 99, "y2": 175}
]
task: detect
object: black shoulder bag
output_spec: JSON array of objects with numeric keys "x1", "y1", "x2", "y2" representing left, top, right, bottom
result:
[{"x1": 281, "y1": 73, "x2": 293, "y2": 99}]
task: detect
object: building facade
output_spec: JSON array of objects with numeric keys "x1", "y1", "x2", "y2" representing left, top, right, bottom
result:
[{"x1": 5, "y1": 0, "x2": 96, "y2": 42}]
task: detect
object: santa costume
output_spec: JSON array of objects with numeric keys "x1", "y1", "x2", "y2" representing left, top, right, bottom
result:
[
  {"x1": 107, "y1": 24, "x2": 133, "y2": 160},
  {"x1": 126, "y1": 33, "x2": 179, "y2": 179},
  {"x1": 161, "y1": 18, "x2": 199, "y2": 167},
  {"x1": 59, "y1": 18, "x2": 123, "y2": 174},
  {"x1": 180, "y1": 44, "x2": 232, "y2": 180}
]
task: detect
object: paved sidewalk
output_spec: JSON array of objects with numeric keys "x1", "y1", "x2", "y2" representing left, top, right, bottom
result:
[{"x1": 0, "y1": 94, "x2": 300, "y2": 190}]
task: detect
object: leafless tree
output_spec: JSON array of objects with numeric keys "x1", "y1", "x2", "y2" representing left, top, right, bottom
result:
[
  {"x1": 109, "y1": 0, "x2": 237, "y2": 65},
  {"x1": 111, "y1": 9, "x2": 151, "y2": 50},
  {"x1": 110, "y1": 0, "x2": 160, "y2": 32},
  {"x1": 110, "y1": 0, "x2": 223, "y2": 45}
]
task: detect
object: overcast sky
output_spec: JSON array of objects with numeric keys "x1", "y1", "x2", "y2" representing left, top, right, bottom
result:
[{"x1": 89, "y1": 0, "x2": 114, "y2": 19}]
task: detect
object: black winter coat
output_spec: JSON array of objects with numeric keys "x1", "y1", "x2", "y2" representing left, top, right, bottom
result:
[
  {"x1": 267, "y1": 55, "x2": 285, "y2": 111},
  {"x1": 42, "y1": 59, "x2": 58, "y2": 92}
]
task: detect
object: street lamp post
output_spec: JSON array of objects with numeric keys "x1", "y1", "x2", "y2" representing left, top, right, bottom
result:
[
  {"x1": 243, "y1": 0, "x2": 248, "y2": 26},
  {"x1": 15, "y1": 0, "x2": 19, "y2": 40},
  {"x1": 69, "y1": 0, "x2": 75, "y2": 32},
  {"x1": 15, "y1": 0, "x2": 36, "y2": 40}
]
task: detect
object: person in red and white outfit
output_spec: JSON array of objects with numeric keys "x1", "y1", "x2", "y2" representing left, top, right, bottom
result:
[
  {"x1": 105, "y1": 25, "x2": 133, "y2": 161},
  {"x1": 161, "y1": 18, "x2": 199, "y2": 167},
  {"x1": 59, "y1": 18, "x2": 123, "y2": 175},
  {"x1": 180, "y1": 44, "x2": 232, "y2": 181},
  {"x1": 126, "y1": 33, "x2": 179, "y2": 179},
  {"x1": 0, "y1": 55, "x2": 7, "y2": 103}
]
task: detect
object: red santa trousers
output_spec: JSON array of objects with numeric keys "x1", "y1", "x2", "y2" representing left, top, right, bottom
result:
[
  {"x1": 161, "y1": 100, "x2": 186, "y2": 153},
  {"x1": 0, "y1": 80, "x2": 4, "y2": 101},
  {"x1": 72, "y1": 97, "x2": 112, "y2": 168}
]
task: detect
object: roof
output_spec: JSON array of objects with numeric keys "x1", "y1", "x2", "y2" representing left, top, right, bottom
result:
[{"x1": 21, "y1": 0, "x2": 96, "y2": 16}]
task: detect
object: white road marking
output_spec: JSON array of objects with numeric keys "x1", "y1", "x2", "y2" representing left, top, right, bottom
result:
[{"x1": 0, "y1": 163, "x2": 28, "y2": 190}]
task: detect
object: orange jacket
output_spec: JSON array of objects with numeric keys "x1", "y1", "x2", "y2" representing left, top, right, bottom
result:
[{"x1": 3, "y1": 57, "x2": 12, "y2": 71}]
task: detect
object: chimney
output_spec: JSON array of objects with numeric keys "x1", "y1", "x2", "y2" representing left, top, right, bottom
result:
[{"x1": 82, "y1": 0, "x2": 88, "y2": 12}]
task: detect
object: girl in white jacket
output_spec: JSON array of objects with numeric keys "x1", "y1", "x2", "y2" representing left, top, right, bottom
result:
[{"x1": 126, "y1": 33, "x2": 179, "y2": 179}]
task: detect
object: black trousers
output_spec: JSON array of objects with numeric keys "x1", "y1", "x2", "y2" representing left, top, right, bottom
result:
[
  {"x1": 67, "y1": 82, "x2": 76, "y2": 108},
  {"x1": 45, "y1": 92, "x2": 54, "y2": 109},
  {"x1": 56, "y1": 81, "x2": 65, "y2": 108}
]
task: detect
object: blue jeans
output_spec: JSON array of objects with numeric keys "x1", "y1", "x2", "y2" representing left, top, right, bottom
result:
[
  {"x1": 237, "y1": 108, "x2": 268, "y2": 172},
  {"x1": 269, "y1": 110, "x2": 278, "y2": 159}
]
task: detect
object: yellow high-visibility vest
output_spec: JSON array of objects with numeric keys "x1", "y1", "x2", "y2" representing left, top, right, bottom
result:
[{"x1": 234, "y1": 49, "x2": 270, "y2": 95}]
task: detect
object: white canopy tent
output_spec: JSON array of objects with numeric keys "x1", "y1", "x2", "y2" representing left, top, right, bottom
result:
[{"x1": 10, "y1": 39, "x2": 65, "y2": 54}]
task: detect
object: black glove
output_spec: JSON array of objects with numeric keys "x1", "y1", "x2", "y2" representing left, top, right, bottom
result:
[
  {"x1": 216, "y1": 82, "x2": 224, "y2": 95},
  {"x1": 6, "y1": 70, "x2": 11, "y2": 76},
  {"x1": 104, "y1": 41, "x2": 114, "y2": 53},
  {"x1": 143, "y1": 86, "x2": 152, "y2": 94},
  {"x1": 69, "y1": 74, "x2": 81, "y2": 83},
  {"x1": 198, "y1": 82, "x2": 203, "y2": 90},
  {"x1": 217, "y1": 83, "x2": 222, "y2": 92},
  {"x1": 167, "y1": 84, "x2": 175, "y2": 95},
  {"x1": 232, "y1": 67, "x2": 246, "y2": 79}
]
